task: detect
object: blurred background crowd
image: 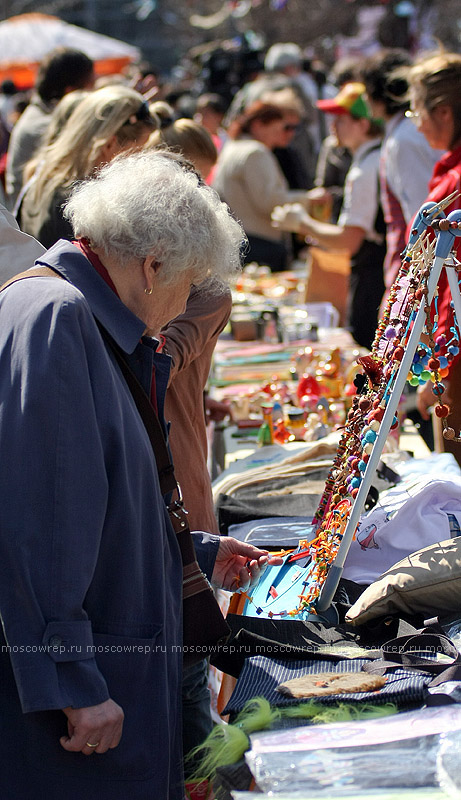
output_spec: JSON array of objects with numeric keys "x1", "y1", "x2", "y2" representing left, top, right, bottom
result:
[
  {"x1": 0, "y1": 0, "x2": 457, "y2": 192},
  {"x1": 0, "y1": 1, "x2": 459, "y2": 357}
]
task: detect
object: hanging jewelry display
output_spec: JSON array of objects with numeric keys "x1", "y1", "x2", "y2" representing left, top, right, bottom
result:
[{"x1": 242, "y1": 197, "x2": 461, "y2": 623}]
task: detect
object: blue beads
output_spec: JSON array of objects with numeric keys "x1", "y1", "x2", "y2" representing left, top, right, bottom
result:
[{"x1": 363, "y1": 430, "x2": 377, "y2": 443}]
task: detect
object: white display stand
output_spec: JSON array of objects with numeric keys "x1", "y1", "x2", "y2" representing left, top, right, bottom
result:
[{"x1": 317, "y1": 203, "x2": 461, "y2": 614}]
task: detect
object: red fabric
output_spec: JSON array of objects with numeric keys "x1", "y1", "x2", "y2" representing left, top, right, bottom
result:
[
  {"x1": 0, "y1": 151, "x2": 7, "y2": 189},
  {"x1": 380, "y1": 150, "x2": 407, "y2": 292},
  {"x1": 73, "y1": 239, "x2": 158, "y2": 411},
  {"x1": 407, "y1": 147, "x2": 461, "y2": 375},
  {"x1": 73, "y1": 239, "x2": 119, "y2": 296},
  {"x1": 185, "y1": 781, "x2": 212, "y2": 800},
  {"x1": 156, "y1": 333, "x2": 166, "y2": 353}
]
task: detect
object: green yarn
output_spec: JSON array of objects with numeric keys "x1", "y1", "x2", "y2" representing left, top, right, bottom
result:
[
  {"x1": 283, "y1": 701, "x2": 399, "y2": 724},
  {"x1": 186, "y1": 699, "x2": 399, "y2": 783},
  {"x1": 186, "y1": 723, "x2": 249, "y2": 784},
  {"x1": 186, "y1": 698, "x2": 279, "y2": 783},
  {"x1": 282, "y1": 700, "x2": 332, "y2": 723},
  {"x1": 235, "y1": 697, "x2": 281, "y2": 733}
]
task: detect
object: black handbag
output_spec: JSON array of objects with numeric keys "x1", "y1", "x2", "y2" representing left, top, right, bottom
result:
[{"x1": 98, "y1": 325, "x2": 231, "y2": 668}]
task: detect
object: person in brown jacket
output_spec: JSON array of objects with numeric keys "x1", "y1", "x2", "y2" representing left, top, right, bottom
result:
[{"x1": 154, "y1": 139, "x2": 234, "y2": 790}]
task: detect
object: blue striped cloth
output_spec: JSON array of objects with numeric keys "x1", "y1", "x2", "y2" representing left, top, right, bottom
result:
[{"x1": 223, "y1": 655, "x2": 432, "y2": 715}]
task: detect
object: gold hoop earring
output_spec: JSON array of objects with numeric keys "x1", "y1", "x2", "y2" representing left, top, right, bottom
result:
[{"x1": 144, "y1": 287, "x2": 153, "y2": 295}]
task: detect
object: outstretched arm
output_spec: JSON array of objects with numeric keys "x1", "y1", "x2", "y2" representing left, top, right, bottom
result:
[{"x1": 272, "y1": 202, "x2": 364, "y2": 253}]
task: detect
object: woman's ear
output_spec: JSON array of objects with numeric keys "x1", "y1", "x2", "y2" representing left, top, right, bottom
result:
[
  {"x1": 141, "y1": 255, "x2": 161, "y2": 288},
  {"x1": 144, "y1": 256, "x2": 161, "y2": 274}
]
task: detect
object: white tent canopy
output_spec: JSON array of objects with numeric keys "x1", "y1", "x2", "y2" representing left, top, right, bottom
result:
[{"x1": 0, "y1": 14, "x2": 140, "y2": 88}]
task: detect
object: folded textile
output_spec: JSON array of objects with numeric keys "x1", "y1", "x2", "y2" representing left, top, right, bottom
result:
[
  {"x1": 396, "y1": 452, "x2": 461, "y2": 479},
  {"x1": 222, "y1": 655, "x2": 432, "y2": 715},
  {"x1": 212, "y1": 437, "x2": 338, "y2": 501},
  {"x1": 215, "y1": 468, "x2": 331, "y2": 532},
  {"x1": 343, "y1": 475, "x2": 461, "y2": 585}
]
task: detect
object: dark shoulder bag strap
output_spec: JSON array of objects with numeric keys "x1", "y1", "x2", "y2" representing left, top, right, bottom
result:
[
  {"x1": 96, "y1": 323, "x2": 177, "y2": 498},
  {"x1": 97, "y1": 324, "x2": 231, "y2": 665},
  {"x1": 95, "y1": 324, "x2": 196, "y2": 548}
]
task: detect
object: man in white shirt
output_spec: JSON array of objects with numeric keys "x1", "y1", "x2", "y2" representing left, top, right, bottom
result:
[
  {"x1": 272, "y1": 82, "x2": 385, "y2": 349},
  {"x1": 361, "y1": 50, "x2": 442, "y2": 299}
]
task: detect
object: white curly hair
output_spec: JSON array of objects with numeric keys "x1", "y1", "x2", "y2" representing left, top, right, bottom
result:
[{"x1": 63, "y1": 149, "x2": 245, "y2": 285}]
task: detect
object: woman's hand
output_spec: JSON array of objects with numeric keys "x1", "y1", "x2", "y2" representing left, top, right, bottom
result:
[
  {"x1": 306, "y1": 187, "x2": 333, "y2": 219},
  {"x1": 205, "y1": 395, "x2": 232, "y2": 423},
  {"x1": 211, "y1": 537, "x2": 283, "y2": 592},
  {"x1": 271, "y1": 203, "x2": 310, "y2": 234},
  {"x1": 60, "y1": 698, "x2": 124, "y2": 755}
]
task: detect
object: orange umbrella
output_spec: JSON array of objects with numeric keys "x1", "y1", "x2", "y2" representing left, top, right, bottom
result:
[{"x1": 0, "y1": 13, "x2": 140, "y2": 90}]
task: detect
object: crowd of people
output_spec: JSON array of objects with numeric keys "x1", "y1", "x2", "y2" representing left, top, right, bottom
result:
[{"x1": 0, "y1": 36, "x2": 461, "y2": 800}]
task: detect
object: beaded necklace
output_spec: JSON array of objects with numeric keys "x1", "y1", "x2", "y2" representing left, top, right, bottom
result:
[{"x1": 242, "y1": 196, "x2": 461, "y2": 622}]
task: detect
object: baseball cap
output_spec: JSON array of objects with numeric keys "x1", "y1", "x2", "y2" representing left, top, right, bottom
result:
[{"x1": 317, "y1": 82, "x2": 371, "y2": 119}]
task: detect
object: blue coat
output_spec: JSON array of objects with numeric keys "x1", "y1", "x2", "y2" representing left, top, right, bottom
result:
[{"x1": 0, "y1": 241, "x2": 219, "y2": 799}]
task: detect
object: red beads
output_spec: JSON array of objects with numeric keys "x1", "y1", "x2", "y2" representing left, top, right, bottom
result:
[{"x1": 369, "y1": 406, "x2": 385, "y2": 422}]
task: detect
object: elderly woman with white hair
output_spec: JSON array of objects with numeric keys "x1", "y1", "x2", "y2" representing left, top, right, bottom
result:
[{"x1": 0, "y1": 150, "x2": 279, "y2": 800}]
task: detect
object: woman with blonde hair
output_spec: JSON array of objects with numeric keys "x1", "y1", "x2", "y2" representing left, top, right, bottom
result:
[
  {"x1": 149, "y1": 116, "x2": 218, "y2": 180},
  {"x1": 19, "y1": 84, "x2": 157, "y2": 247},
  {"x1": 15, "y1": 89, "x2": 90, "y2": 217},
  {"x1": 21, "y1": 90, "x2": 90, "y2": 183}
]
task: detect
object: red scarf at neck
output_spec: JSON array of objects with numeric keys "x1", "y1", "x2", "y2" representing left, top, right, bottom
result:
[{"x1": 73, "y1": 239, "x2": 119, "y2": 296}]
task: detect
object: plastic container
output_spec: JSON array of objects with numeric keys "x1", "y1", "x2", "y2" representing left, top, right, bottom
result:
[
  {"x1": 436, "y1": 731, "x2": 461, "y2": 798},
  {"x1": 244, "y1": 706, "x2": 461, "y2": 796}
]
